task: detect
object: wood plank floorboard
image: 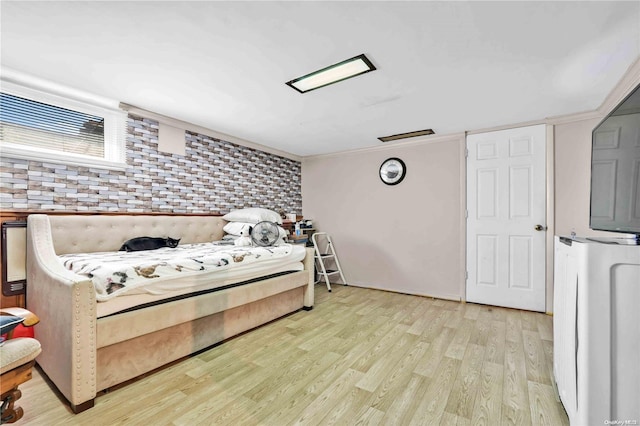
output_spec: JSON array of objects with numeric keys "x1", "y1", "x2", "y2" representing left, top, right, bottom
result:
[{"x1": 18, "y1": 284, "x2": 568, "y2": 425}]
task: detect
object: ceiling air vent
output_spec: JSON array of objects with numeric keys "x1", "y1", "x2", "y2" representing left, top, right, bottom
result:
[{"x1": 378, "y1": 129, "x2": 435, "y2": 143}]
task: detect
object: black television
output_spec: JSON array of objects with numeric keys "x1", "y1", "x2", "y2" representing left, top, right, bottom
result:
[{"x1": 590, "y1": 82, "x2": 640, "y2": 243}]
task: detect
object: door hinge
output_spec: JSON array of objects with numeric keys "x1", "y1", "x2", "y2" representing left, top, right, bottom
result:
[
  {"x1": 465, "y1": 210, "x2": 468, "y2": 218},
  {"x1": 465, "y1": 148, "x2": 469, "y2": 157}
]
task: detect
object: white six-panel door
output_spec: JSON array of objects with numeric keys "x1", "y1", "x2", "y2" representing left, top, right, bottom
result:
[{"x1": 466, "y1": 125, "x2": 546, "y2": 312}]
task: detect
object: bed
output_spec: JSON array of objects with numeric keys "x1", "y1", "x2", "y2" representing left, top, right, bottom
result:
[{"x1": 26, "y1": 214, "x2": 314, "y2": 413}]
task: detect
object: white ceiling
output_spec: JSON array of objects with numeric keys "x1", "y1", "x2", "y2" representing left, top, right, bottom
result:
[{"x1": 1, "y1": 1, "x2": 639, "y2": 157}]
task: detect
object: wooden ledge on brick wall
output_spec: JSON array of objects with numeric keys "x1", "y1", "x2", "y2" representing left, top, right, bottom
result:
[{"x1": 0, "y1": 210, "x2": 225, "y2": 221}]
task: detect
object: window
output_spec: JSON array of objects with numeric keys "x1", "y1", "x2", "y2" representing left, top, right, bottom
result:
[{"x1": 0, "y1": 79, "x2": 127, "y2": 169}]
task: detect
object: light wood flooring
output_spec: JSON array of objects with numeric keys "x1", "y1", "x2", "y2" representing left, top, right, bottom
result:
[{"x1": 18, "y1": 284, "x2": 568, "y2": 425}]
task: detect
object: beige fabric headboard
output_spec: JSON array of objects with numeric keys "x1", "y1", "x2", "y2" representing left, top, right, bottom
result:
[{"x1": 44, "y1": 215, "x2": 226, "y2": 255}]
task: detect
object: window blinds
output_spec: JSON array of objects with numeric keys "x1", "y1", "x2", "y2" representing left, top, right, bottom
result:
[{"x1": 0, "y1": 92, "x2": 105, "y2": 158}]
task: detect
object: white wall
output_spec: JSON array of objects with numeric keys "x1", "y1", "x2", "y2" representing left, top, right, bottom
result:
[
  {"x1": 302, "y1": 114, "x2": 630, "y2": 308},
  {"x1": 302, "y1": 62, "x2": 640, "y2": 308},
  {"x1": 554, "y1": 117, "x2": 638, "y2": 238},
  {"x1": 554, "y1": 118, "x2": 600, "y2": 237},
  {"x1": 302, "y1": 135, "x2": 465, "y2": 300}
]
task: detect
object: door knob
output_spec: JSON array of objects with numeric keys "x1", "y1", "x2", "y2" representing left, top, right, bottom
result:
[{"x1": 534, "y1": 224, "x2": 546, "y2": 231}]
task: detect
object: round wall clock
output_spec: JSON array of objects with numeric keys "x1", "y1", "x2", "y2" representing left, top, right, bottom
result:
[{"x1": 379, "y1": 157, "x2": 406, "y2": 185}]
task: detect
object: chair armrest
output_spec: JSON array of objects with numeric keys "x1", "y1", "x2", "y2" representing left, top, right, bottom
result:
[{"x1": 0, "y1": 308, "x2": 40, "y2": 327}]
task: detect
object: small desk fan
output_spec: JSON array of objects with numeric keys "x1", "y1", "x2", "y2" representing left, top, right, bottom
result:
[{"x1": 251, "y1": 221, "x2": 279, "y2": 247}]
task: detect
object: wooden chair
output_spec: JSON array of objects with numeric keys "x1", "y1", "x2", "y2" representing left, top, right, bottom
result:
[{"x1": 0, "y1": 308, "x2": 41, "y2": 424}]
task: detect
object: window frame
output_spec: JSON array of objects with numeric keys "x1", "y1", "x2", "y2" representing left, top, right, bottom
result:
[{"x1": 0, "y1": 80, "x2": 127, "y2": 170}]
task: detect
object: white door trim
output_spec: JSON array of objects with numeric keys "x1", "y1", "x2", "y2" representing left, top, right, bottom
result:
[{"x1": 545, "y1": 124, "x2": 555, "y2": 314}]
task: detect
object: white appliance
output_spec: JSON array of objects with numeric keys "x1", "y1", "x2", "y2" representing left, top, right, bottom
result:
[{"x1": 553, "y1": 236, "x2": 640, "y2": 425}]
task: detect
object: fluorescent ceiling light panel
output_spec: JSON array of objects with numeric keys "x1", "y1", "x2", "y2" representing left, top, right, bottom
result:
[
  {"x1": 378, "y1": 129, "x2": 435, "y2": 142},
  {"x1": 286, "y1": 54, "x2": 376, "y2": 93}
]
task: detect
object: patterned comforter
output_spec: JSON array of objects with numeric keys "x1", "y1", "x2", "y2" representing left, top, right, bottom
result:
[{"x1": 59, "y1": 243, "x2": 294, "y2": 301}]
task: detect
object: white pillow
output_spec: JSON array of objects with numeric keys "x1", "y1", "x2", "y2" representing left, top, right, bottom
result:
[
  {"x1": 223, "y1": 208, "x2": 283, "y2": 225},
  {"x1": 274, "y1": 226, "x2": 288, "y2": 246},
  {"x1": 223, "y1": 222, "x2": 254, "y2": 236}
]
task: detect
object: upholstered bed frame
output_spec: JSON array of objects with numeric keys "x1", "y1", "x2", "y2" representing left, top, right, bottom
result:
[{"x1": 26, "y1": 214, "x2": 314, "y2": 413}]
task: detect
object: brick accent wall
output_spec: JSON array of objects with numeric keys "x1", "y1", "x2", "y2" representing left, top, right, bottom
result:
[{"x1": 0, "y1": 114, "x2": 302, "y2": 214}]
